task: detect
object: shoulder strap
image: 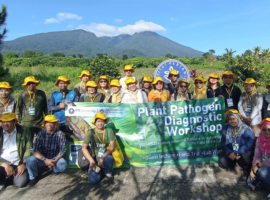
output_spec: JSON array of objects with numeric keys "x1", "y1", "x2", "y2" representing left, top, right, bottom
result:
[
  {"x1": 90, "y1": 129, "x2": 96, "y2": 156},
  {"x1": 174, "y1": 92, "x2": 177, "y2": 101},
  {"x1": 20, "y1": 92, "x2": 26, "y2": 118},
  {"x1": 107, "y1": 128, "x2": 111, "y2": 143},
  {"x1": 188, "y1": 93, "x2": 191, "y2": 100}
]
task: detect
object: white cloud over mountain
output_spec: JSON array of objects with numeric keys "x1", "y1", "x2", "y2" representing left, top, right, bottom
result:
[{"x1": 45, "y1": 13, "x2": 82, "y2": 24}]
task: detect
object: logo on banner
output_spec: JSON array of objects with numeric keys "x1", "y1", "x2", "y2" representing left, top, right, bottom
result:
[
  {"x1": 154, "y1": 59, "x2": 190, "y2": 83},
  {"x1": 68, "y1": 108, "x2": 75, "y2": 114}
]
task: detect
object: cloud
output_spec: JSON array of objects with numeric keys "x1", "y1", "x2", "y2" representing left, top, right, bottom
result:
[
  {"x1": 77, "y1": 20, "x2": 166, "y2": 37},
  {"x1": 115, "y1": 19, "x2": 122, "y2": 23},
  {"x1": 171, "y1": 17, "x2": 176, "y2": 21},
  {"x1": 45, "y1": 12, "x2": 82, "y2": 24}
]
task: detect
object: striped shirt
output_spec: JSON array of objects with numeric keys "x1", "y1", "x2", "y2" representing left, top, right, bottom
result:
[{"x1": 32, "y1": 129, "x2": 66, "y2": 158}]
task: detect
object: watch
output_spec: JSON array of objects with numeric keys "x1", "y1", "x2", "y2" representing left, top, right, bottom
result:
[
  {"x1": 256, "y1": 163, "x2": 260, "y2": 168},
  {"x1": 41, "y1": 157, "x2": 46, "y2": 161}
]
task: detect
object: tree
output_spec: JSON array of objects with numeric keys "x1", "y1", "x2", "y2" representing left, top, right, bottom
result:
[
  {"x1": 202, "y1": 52, "x2": 210, "y2": 59},
  {"x1": 253, "y1": 46, "x2": 261, "y2": 58},
  {"x1": 223, "y1": 48, "x2": 236, "y2": 60},
  {"x1": 78, "y1": 54, "x2": 83, "y2": 58},
  {"x1": 261, "y1": 49, "x2": 270, "y2": 63},
  {"x1": 0, "y1": 5, "x2": 9, "y2": 79},
  {"x1": 23, "y1": 50, "x2": 36, "y2": 58},
  {"x1": 52, "y1": 52, "x2": 65, "y2": 57},
  {"x1": 72, "y1": 54, "x2": 76, "y2": 58},
  {"x1": 244, "y1": 49, "x2": 253, "y2": 57},
  {"x1": 3, "y1": 51, "x2": 18, "y2": 59},
  {"x1": 122, "y1": 54, "x2": 128, "y2": 60},
  {"x1": 35, "y1": 52, "x2": 43, "y2": 57},
  {"x1": 165, "y1": 53, "x2": 173, "y2": 58},
  {"x1": 209, "y1": 49, "x2": 215, "y2": 55}
]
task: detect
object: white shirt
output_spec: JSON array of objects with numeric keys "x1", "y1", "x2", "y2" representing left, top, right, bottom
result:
[
  {"x1": 121, "y1": 89, "x2": 148, "y2": 103},
  {"x1": 0, "y1": 127, "x2": 20, "y2": 165},
  {"x1": 119, "y1": 76, "x2": 140, "y2": 93}
]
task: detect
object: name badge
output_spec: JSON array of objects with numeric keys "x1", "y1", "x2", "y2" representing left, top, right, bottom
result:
[
  {"x1": 262, "y1": 153, "x2": 268, "y2": 161},
  {"x1": 227, "y1": 98, "x2": 234, "y2": 107},
  {"x1": 97, "y1": 147, "x2": 106, "y2": 157},
  {"x1": 267, "y1": 104, "x2": 270, "y2": 111},
  {"x1": 28, "y1": 107, "x2": 35, "y2": 116},
  {"x1": 247, "y1": 104, "x2": 252, "y2": 112},
  {"x1": 232, "y1": 143, "x2": 239, "y2": 151}
]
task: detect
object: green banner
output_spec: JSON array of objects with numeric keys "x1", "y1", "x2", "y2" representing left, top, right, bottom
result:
[{"x1": 65, "y1": 97, "x2": 225, "y2": 168}]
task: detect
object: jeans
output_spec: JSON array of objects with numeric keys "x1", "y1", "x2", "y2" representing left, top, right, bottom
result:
[
  {"x1": 88, "y1": 155, "x2": 114, "y2": 184},
  {"x1": 256, "y1": 167, "x2": 270, "y2": 189},
  {"x1": 26, "y1": 156, "x2": 67, "y2": 180}
]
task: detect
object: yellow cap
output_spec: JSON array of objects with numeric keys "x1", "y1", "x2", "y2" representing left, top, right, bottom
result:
[
  {"x1": 242, "y1": 78, "x2": 257, "y2": 88},
  {"x1": 22, "y1": 76, "x2": 40, "y2": 88},
  {"x1": 110, "y1": 79, "x2": 121, "y2": 88},
  {"x1": 142, "y1": 76, "x2": 153, "y2": 83},
  {"x1": 0, "y1": 82, "x2": 13, "y2": 91},
  {"x1": 123, "y1": 65, "x2": 135, "y2": 73},
  {"x1": 151, "y1": 77, "x2": 166, "y2": 87},
  {"x1": 42, "y1": 115, "x2": 59, "y2": 127},
  {"x1": 78, "y1": 70, "x2": 93, "y2": 80},
  {"x1": 177, "y1": 78, "x2": 191, "y2": 89},
  {"x1": 194, "y1": 75, "x2": 207, "y2": 84},
  {"x1": 169, "y1": 70, "x2": 180, "y2": 78},
  {"x1": 265, "y1": 82, "x2": 270, "y2": 89},
  {"x1": 55, "y1": 76, "x2": 71, "y2": 86},
  {"x1": 208, "y1": 73, "x2": 220, "y2": 81},
  {"x1": 85, "y1": 81, "x2": 97, "y2": 91},
  {"x1": 97, "y1": 75, "x2": 110, "y2": 87},
  {"x1": 91, "y1": 112, "x2": 109, "y2": 125},
  {"x1": 221, "y1": 71, "x2": 237, "y2": 81},
  {"x1": 0, "y1": 112, "x2": 18, "y2": 122},
  {"x1": 225, "y1": 109, "x2": 243, "y2": 121},
  {"x1": 125, "y1": 77, "x2": 137, "y2": 88}
]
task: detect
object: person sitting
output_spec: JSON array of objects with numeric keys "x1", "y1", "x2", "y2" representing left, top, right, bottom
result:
[
  {"x1": 218, "y1": 109, "x2": 254, "y2": 175},
  {"x1": 248, "y1": 118, "x2": 270, "y2": 193},
  {"x1": 97, "y1": 75, "x2": 111, "y2": 96},
  {"x1": 82, "y1": 112, "x2": 115, "y2": 184},
  {"x1": 0, "y1": 113, "x2": 32, "y2": 190},
  {"x1": 238, "y1": 78, "x2": 263, "y2": 137},
  {"x1": 0, "y1": 82, "x2": 17, "y2": 119},
  {"x1": 119, "y1": 65, "x2": 140, "y2": 93},
  {"x1": 171, "y1": 78, "x2": 193, "y2": 101},
  {"x1": 207, "y1": 73, "x2": 222, "y2": 97},
  {"x1": 219, "y1": 71, "x2": 242, "y2": 112},
  {"x1": 191, "y1": 75, "x2": 213, "y2": 99},
  {"x1": 103, "y1": 79, "x2": 122, "y2": 103},
  {"x1": 26, "y1": 115, "x2": 67, "y2": 186},
  {"x1": 165, "y1": 69, "x2": 180, "y2": 97},
  {"x1": 121, "y1": 77, "x2": 148, "y2": 103},
  {"x1": 148, "y1": 77, "x2": 171, "y2": 102},
  {"x1": 79, "y1": 81, "x2": 105, "y2": 102},
  {"x1": 141, "y1": 76, "x2": 153, "y2": 97},
  {"x1": 262, "y1": 82, "x2": 270, "y2": 119},
  {"x1": 74, "y1": 70, "x2": 93, "y2": 97}
]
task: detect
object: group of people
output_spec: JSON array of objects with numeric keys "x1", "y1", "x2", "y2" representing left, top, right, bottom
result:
[{"x1": 0, "y1": 64, "x2": 269, "y2": 196}]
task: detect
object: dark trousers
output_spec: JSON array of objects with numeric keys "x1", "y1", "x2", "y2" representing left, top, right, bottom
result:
[
  {"x1": 256, "y1": 167, "x2": 270, "y2": 189},
  {"x1": 0, "y1": 165, "x2": 29, "y2": 188},
  {"x1": 28, "y1": 127, "x2": 43, "y2": 144}
]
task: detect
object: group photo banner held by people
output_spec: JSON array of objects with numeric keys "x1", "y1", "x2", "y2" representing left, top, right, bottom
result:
[{"x1": 65, "y1": 97, "x2": 225, "y2": 168}]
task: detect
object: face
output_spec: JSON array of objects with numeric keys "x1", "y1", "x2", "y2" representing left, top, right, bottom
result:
[
  {"x1": 244, "y1": 83, "x2": 254, "y2": 93},
  {"x1": 2, "y1": 120, "x2": 16, "y2": 133},
  {"x1": 228, "y1": 115, "x2": 238, "y2": 127},
  {"x1": 82, "y1": 75, "x2": 90, "y2": 83},
  {"x1": 223, "y1": 75, "x2": 233, "y2": 85},
  {"x1": 125, "y1": 70, "x2": 133, "y2": 77},
  {"x1": 99, "y1": 79, "x2": 108, "y2": 88},
  {"x1": 127, "y1": 83, "x2": 136, "y2": 91},
  {"x1": 195, "y1": 80, "x2": 204, "y2": 89},
  {"x1": 87, "y1": 87, "x2": 96, "y2": 94},
  {"x1": 209, "y1": 78, "x2": 219, "y2": 84},
  {"x1": 262, "y1": 124, "x2": 270, "y2": 138},
  {"x1": 45, "y1": 122, "x2": 56, "y2": 133},
  {"x1": 111, "y1": 86, "x2": 120, "y2": 94},
  {"x1": 26, "y1": 82, "x2": 37, "y2": 91},
  {"x1": 143, "y1": 82, "x2": 151, "y2": 89},
  {"x1": 58, "y1": 81, "x2": 68, "y2": 91},
  {"x1": 0, "y1": 88, "x2": 11, "y2": 98},
  {"x1": 179, "y1": 82, "x2": 188, "y2": 93},
  {"x1": 95, "y1": 118, "x2": 105, "y2": 129},
  {"x1": 169, "y1": 74, "x2": 178, "y2": 82},
  {"x1": 155, "y1": 81, "x2": 164, "y2": 90}
]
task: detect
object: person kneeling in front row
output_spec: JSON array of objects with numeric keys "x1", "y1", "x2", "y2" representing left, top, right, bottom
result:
[
  {"x1": 26, "y1": 115, "x2": 67, "y2": 186},
  {"x1": 82, "y1": 112, "x2": 115, "y2": 184}
]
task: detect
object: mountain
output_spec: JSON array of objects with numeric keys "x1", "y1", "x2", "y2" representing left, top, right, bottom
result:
[{"x1": 1, "y1": 30, "x2": 203, "y2": 58}]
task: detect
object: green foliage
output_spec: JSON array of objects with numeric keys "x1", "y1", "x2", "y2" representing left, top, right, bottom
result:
[
  {"x1": 209, "y1": 49, "x2": 215, "y2": 54},
  {"x1": 122, "y1": 54, "x2": 128, "y2": 60},
  {"x1": 3, "y1": 51, "x2": 18, "y2": 59},
  {"x1": 52, "y1": 52, "x2": 65, "y2": 57},
  {"x1": 23, "y1": 50, "x2": 40, "y2": 58},
  {"x1": 78, "y1": 54, "x2": 83, "y2": 58}
]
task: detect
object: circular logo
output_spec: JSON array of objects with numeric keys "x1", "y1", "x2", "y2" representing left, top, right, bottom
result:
[
  {"x1": 68, "y1": 108, "x2": 75, "y2": 114},
  {"x1": 154, "y1": 59, "x2": 190, "y2": 83}
]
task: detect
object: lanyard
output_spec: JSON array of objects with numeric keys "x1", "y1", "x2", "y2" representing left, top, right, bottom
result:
[
  {"x1": 177, "y1": 93, "x2": 184, "y2": 101},
  {"x1": 89, "y1": 93, "x2": 97, "y2": 102},
  {"x1": 27, "y1": 90, "x2": 35, "y2": 106},
  {"x1": 113, "y1": 93, "x2": 120, "y2": 102},
  {"x1": 0, "y1": 97, "x2": 10, "y2": 108},
  {"x1": 232, "y1": 126, "x2": 242, "y2": 142},
  {"x1": 95, "y1": 128, "x2": 105, "y2": 143},
  {"x1": 225, "y1": 85, "x2": 234, "y2": 98},
  {"x1": 61, "y1": 92, "x2": 66, "y2": 100}
]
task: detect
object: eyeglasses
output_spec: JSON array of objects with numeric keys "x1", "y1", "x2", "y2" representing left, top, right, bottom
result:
[
  {"x1": 169, "y1": 75, "x2": 178, "y2": 77},
  {"x1": 224, "y1": 76, "x2": 233, "y2": 79},
  {"x1": 179, "y1": 85, "x2": 187, "y2": 88},
  {"x1": 99, "y1": 80, "x2": 107, "y2": 83},
  {"x1": 262, "y1": 128, "x2": 270, "y2": 132},
  {"x1": 195, "y1": 82, "x2": 203, "y2": 85}
]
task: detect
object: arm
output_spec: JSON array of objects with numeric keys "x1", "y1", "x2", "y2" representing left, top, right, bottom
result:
[
  {"x1": 167, "y1": 91, "x2": 171, "y2": 101},
  {"x1": 221, "y1": 127, "x2": 233, "y2": 155},
  {"x1": 15, "y1": 94, "x2": 22, "y2": 121},
  {"x1": 54, "y1": 132, "x2": 66, "y2": 163},
  {"x1": 47, "y1": 93, "x2": 61, "y2": 112},
  {"x1": 237, "y1": 129, "x2": 254, "y2": 155},
  {"x1": 250, "y1": 96, "x2": 263, "y2": 120},
  {"x1": 82, "y1": 143, "x2": 96, "y2": 169},
  {"x1": 238, "y1": 96, "x2": 247, "y2": 118}
]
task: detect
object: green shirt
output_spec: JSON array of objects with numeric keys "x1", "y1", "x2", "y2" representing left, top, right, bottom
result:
[
  {"x1": 15, "y1": 90, "x2": 47, "y2": 128},
  {"x1": 83, "y1": 128, "x2": 115, "y2": 158}
]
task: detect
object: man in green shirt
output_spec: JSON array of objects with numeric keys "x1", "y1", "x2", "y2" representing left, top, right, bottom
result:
[{"x1": 15, "y1": 76, "x2": 48, "y2": 142}]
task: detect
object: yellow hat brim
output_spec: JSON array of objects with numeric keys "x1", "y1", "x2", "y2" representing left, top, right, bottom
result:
[
  {"x1": 91, "y1": 117, "x2": 109, "y2": 126},
  {"x1": 22, "y1": 80, "x2": 40, "y2": 88},
  {"x1": 55, "y1": 79, "x2": 71, "y2": 86},
  {"x1": 178, "y1": 80, "x2": 191, "y2": 89},
  {"x1": 126, "y1": 80, "x2": 138, "y2": 88},
  {"x1": 0, "y1": 86, "x2": 13, "y2": 91},
  {"x1": 225, "y1": 109, "x2": 243, "y2": 121},
  {"x1": 79, "y1": 74, "x2": 93, "y2": 79},
  {"x1": 42, "y1": 119, "x2": 59, "y2": 127},
  {"x1": 221, "y1": 74, "x2": 237, "y2": 81},
  {"x1": 242, "y1": 82, "x2": 258, "y2": 88}
]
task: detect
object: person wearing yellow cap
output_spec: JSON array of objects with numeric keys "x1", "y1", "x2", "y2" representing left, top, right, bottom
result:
[
  {"x1": 218, "y1": 109, "x2": 254, "y2": 176},
  {"x1": 207, "y1": 73, "x2": 222, "y2": 97},
  {"x1": 79, "y1": 81, "x2": 105, "y2": 102},
  {"x1": 141, "y1": 76, "x2": 153, "y2": 97},
  {"x1": 191, "y1": 75, "x2": 213, "y2": 99},
  {"x1": 74, "y1": 70, "x2": 93, "y2": 97},
  {"x1": 148, "y1": 77, "x2": 171, "y2": 102},
  {"x1": 26, "y1": 115, "x2": 67, "y2": 186},
  {"x1": 121, "y1": 77, "x2": 148, "y2": 103},
  {"x1": 219, "y1": 71, "x2": 242, "y2": 111},
  {"x1": 262, "y1": 82, "x2": 270, "y2": 119},
  {"x1": 238, "y1": 78, "x2": 263, "y2": 137},
  {"x1": 47, "y1": 76, "x2": 78, "y2": 140},
  {"x1": 103, "y1": 79, "x2": 123, "y2": 103},
  {"x1": 97, "y1": 75, "x2": 111, "y2": 96},
  {"x1": 15, "y1": 76, "x2": 48, "y2": 142},
  {"x1": 165, "y1": 69, "x2": 180, "y2": 96},
  {"x1": 171, "y1": 79, "x2": 193, "y2": 101},
  {"x1": 0, "y1": 113, "x2": 32, "y2": 190},
  {"x1": 0, "y1": 82, "x2": 17, "y2": 119},
  {"x1": 82, "y1": 112, "x2": 115, "y2": 184},
  {"x1": 119, "y1": 65, "x2": 140, "y2": 93}
]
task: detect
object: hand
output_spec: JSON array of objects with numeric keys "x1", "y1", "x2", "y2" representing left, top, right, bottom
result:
[
  {"x1": 59, "y1": 102, "x2": 66, "y2": 109},
  {"x1": 65, "y1": 100, "x2": 71, "y2": 103},
  {"x1": 98, "y1": 158, "x2": 104, "y2": 167},
  {"x1": 1, "y1": 163, "x2": 14, "y2": 176},
  {"x1": 244, "y1": 117, "x2": 251, "y2": 125},
  {"x1": 236, "y1": 155, "x2": 241, "y2": 160},
  {"x1": 250, "y1": 170, "x2": 256, "y2": 181},
  {"x1": 229, "y1": 152, "x2": 236, "y2": 160},
  {"x1": 44, "y1": 158, "x2": 55, "y2": 169},
  {"x1": 89, "y1": 159, "x2": 96, "y2": 169},
  {"x1": 250, "y1": 165, "x2": 259, "y2": 181},
  {"x1": 14, "y1": 164, "x2": 26, "y2": 177},
  {"x1": 218, "y1": 95, "x2": 224, "y2": 98}
]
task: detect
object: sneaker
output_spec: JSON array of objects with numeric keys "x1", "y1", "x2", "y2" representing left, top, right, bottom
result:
[
  {"x1": 28, "y1": 177, "x2": 39, "y2": 187},
  {"x1": 0, "y1": 184, "x2": 6, "y2": 191},
  {"x1": 105, "y1": 173, "x2": 114, "y2": 182}
]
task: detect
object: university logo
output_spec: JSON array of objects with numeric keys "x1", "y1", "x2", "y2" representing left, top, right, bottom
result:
[
  {"x1": 154, "y1": 59, "x2": 190, "y2": 83},
  {"x1": 68, "y1": 108, "x2": 75, "y2": 114}
]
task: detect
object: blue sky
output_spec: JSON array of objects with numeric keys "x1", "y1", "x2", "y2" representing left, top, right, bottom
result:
[{"x1": 2, "y1": 0, "x2": 270, "y2": 56}]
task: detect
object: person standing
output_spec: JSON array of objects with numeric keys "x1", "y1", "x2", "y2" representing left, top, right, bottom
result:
[
  {"x1": 79, "y1": 81, "x2": 105, "y2": 102},
  {"x1": 207, "y1": 73, "x2": 222, "y2": 97},
  {"x1": 148, "y1": 77, "x2": 171, "y2": 102},
  {"x1": 15, "y1": 76, "x2": 47, "y2": 142},
  {"x1": 191, "y1": 75, "x2": 213, "y2": 99},
  {"x1": 97, "y1": 75, "x2": 111, "y2": 96},
  {"x1": 74, "y1": 70, "x2": 93, "y2": 97},
  {"x1": 165, "y1": 70, "x2": 180, "y2": 97},
  {"x1": 103, "y1": 80, "x2": 123, "y2": 103},
  {"x1": 119, "y1": 65, "x2": 140, "y2": 93},
  {"x1": 171, "y1": 78, "x2": 193, "y2": 101},
  {"x1": 141, "y1": 76, "x2": 153, "y2": 97},
  {"x1": 0, "y1": 82, "x2": 17, "y2": 118}
]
